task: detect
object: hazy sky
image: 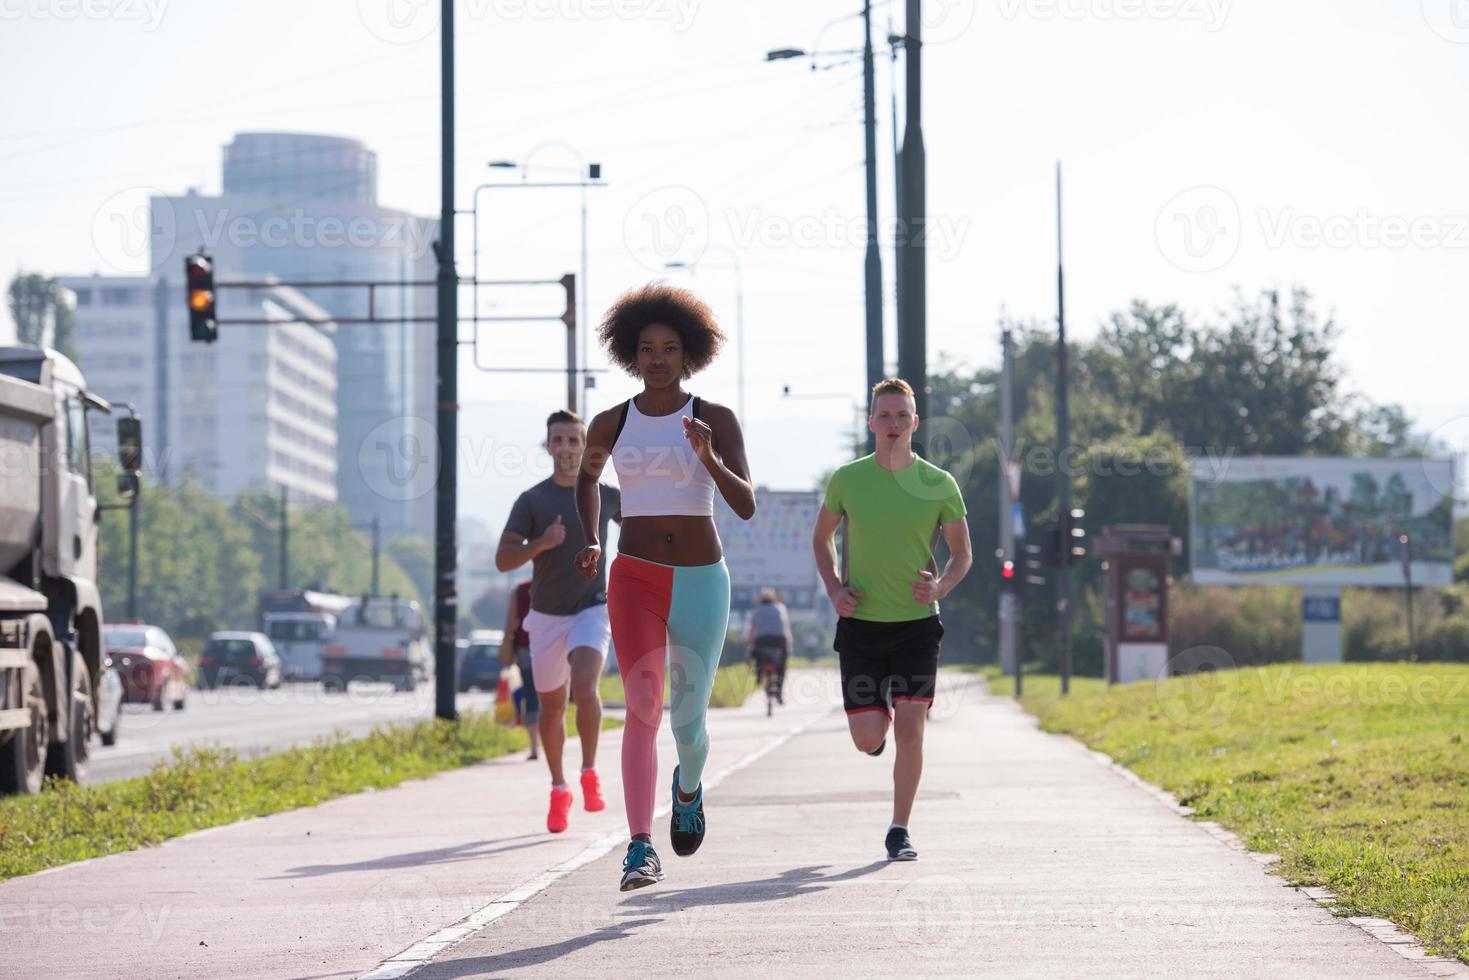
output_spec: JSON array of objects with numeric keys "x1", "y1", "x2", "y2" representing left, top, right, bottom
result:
[{"x1": 3, "y1": 0, "x2": 1466, "y2": 531}]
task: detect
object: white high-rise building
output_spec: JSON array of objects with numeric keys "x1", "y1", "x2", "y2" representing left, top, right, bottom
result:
[
  {"x1": 60, "y1": 274, "x2": 339, "y2": 506},
  {"x1": 150, "y1": 133, "x2": 438, "y2": 542}
]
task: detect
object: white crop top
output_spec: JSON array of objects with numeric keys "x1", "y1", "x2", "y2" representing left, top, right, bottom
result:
[{"x1": 610, "y1": 394, "x2": 717, "y2": 518}]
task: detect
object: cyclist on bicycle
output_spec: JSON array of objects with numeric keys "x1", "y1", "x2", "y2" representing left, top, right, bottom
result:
[{"x1": 746, "y1": 587, "x2": 792, "y2": 703}]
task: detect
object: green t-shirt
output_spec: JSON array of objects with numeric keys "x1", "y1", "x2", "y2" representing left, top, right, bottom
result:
[{"x1": 821, "y1": 454, "x2": 967, "y2": 623}]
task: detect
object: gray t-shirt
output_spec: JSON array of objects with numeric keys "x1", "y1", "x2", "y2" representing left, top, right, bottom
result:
[
  {"x1": 503, "y1": 479, "x2": 620, "y2": 615},
  {"x1": 751, "y1": 601, "x2": 790, "y2": 639}
]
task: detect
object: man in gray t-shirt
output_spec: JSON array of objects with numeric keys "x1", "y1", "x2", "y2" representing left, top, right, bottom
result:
[
  {"x1": 503, "y1": 478, "x2": 620, "y2": 615},
  {"x1": 496, "y1": 409, "x2": 621, "y2": 834}
]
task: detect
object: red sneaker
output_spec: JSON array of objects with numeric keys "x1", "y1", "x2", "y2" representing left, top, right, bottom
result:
[
  {"x1": 580, "y1": 769, "x2": 606, "y2": 812},
  {"x1": 547, "y1": 787, "x2": 573, "y2": 833}
]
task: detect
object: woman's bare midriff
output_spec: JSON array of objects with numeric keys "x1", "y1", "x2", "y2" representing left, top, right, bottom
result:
[{"x1": 617, "y1": 515, "x2": 723, "y2": 566}]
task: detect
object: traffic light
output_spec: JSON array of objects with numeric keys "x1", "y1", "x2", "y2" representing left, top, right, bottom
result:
[
  {"x1": 1023, "y1": 520, "x2": 1059, "y2": 586},
  {"x1": 184, "y1": 253, "x2": 217, "y2": 343},
  {"x1": 1063, "y1": 508, "x2": 1087, "y2": 565},
  {"x1": 1000, "y1": 558, "x2": 1018, "y2": 593}
]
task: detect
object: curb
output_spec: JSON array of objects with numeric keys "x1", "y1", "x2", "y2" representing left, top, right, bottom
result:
[{"x1": 986, "y1": 686, "x2": 1469, "y2": 979}]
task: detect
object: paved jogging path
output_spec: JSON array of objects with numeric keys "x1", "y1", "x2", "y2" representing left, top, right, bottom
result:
[{"x1": 2, "y1": 670, "x2": 1456, "y2": 978}]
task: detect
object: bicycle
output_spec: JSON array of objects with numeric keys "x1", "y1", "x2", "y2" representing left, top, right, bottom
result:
[{"x1": 751, "y1": 642, "x2": 784, "y2": 717}]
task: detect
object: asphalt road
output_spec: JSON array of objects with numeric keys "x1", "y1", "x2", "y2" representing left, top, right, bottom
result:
[{"x1": 85, "y1": 682, "x2": 500, "y2": 784}]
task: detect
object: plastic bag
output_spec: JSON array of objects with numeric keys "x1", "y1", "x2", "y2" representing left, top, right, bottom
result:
[{"x1": 494, "y1": 674, "x2": 516, "y2": 727}]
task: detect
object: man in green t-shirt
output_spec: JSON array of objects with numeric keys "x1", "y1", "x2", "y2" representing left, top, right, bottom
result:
[{"x1": 812, "y1": 377, "x2": 973, "y2": 862}]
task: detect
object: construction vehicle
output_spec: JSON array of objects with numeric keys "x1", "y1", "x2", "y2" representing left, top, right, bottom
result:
[{"x1": 0, "y1": 347, "x2": 129, "y2": 794}]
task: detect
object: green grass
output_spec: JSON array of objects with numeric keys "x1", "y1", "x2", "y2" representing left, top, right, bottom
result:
[
  {"x1": 599, "y1": 664, "x2": 759, "y2": 709},
  {"x1": 984, "y1": 662, "x2": 1469, "y2": 962},
  {"x1": 0, "y1": 709, "x2": 618, "y2": 882}
]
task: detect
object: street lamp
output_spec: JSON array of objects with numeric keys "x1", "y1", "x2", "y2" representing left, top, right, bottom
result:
[
  {"x1": 664, "y1": 245, "x2": 744, "y2": 422},
  {"x1": 464, "y1": 150, "x2": 605, "y2": 414}
]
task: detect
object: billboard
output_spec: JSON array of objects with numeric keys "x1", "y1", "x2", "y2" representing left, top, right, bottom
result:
[
  {"x1": 714, "y1": 488, "x2": 822, "y2": 610},
  {"x1": 1190, "y1": 457, "x2": 1455, "y2": 587}
]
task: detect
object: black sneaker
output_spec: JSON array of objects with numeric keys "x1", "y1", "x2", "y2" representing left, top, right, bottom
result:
[
  {"x1": 670, "y1": 765, "x2": 706, "y2": 857},
  {"x1": 866, "y1": 739, "x2": 886, "y2": 757},
  {"x1": 620, "y1": 840, "x2": 664, "y2": 891},
  {"x1": 885, "y1": 827, "x2": 918, "y2": 861}
]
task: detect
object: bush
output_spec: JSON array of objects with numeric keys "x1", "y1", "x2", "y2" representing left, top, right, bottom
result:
[
  {"x1": 1418, "y1": 617, "x2": 1469, "y2": 662},
  {"x1": 1169, "y1": 585, "x2": 1299, "y2": 670}
]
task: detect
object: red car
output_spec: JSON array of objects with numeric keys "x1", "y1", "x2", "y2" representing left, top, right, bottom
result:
[{"x1": 104, "y1": 624, "x2": 190, "y2": 711}]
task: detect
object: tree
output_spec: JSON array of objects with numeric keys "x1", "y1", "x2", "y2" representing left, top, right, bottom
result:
[{"x1": 7, "y1": 273, "x2": 77, "y2": 361}]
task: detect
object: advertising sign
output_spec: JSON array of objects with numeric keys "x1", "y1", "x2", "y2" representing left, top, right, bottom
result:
[{"x1": 1190, "y1": 457, "x2": 1454, "y2": 586}]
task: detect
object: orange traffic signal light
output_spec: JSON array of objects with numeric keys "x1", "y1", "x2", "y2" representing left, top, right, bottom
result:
[{"x1": 184, "y1": 253, "x2": 216, "y2": 343}]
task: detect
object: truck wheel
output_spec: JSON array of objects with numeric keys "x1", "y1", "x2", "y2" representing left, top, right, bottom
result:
[
  {"x1": 44, "y1": 651, "x2": 93, "y2": 785},
  {"x1": 321, "y1": 674, "x2": 344, "y2": 693},
  {"x1": 0, "y1": 659, "x2": 47, "y2": 795}
]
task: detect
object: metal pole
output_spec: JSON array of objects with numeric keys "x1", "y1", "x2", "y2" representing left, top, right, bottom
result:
[
  {"x1": 862, "y1": 0, "x2": 883, "y2": 453},
  {"x1": 1055, "y1": 162, "x2": 1072, "y2": 697},
  {"x1": 127, "y1": 479, "x2": 139, "y2": 620},
  {"x1": 1000, "y1": 329, "x2": 1017, "y2": 678},
  {"x1": 563, "y1": 274, "x2": 578, "y2": 411},
  {"x1": 1402, "y1": 533, "x2": 1416, "y2": 659},
  {"x1": 889, "y1": 15, "x2": 902, "y2": 378},
  {"x1": 279, "y1": 484, "x2": 288, "y2": 591},
  {"x1": 433, "y1": 0, "x2": 459, "y2": 722},
  {"x1": 897, "y1": 0, "x2": 927, "y2": 433},
  {"x1": 371, "y1": 515, "x2": 381, "y2": 598}
]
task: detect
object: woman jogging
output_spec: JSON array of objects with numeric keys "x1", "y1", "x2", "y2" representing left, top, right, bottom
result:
[{"x1": 574, "y1": 282, "x2": 755, "y2": 892}]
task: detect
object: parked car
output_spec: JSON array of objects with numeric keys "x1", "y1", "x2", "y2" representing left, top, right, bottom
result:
[
  {"x1": 199, "y1": 632, "x2": 282, "y2": 690},
  {"x1": 457, "y1": 629, "x2": 505, "y2": 693},
  {"x1": 103, "y1": 624, "x2": 190, "y2": 711}
]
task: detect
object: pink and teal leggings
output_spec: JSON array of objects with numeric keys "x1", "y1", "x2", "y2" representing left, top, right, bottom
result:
[{"x1": 607, "y1": 553, "x2": 730, "y2": 839}]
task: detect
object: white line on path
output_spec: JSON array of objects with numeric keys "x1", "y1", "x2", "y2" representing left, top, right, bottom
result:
[{"x1": 357, "y1": 705, "x2": 838, "y2": 980}]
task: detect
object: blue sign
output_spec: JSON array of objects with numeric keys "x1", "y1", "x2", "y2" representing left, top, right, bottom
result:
[
  {"x1": 1011, "y1": 503, "x2": 1026, "y2": 539},
  {"x1": 1302, "y1": 596, "x2": 1342, "y2": 623}
]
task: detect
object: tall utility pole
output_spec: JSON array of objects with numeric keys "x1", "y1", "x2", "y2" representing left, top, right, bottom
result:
[
  {"x1": 279, "y1": 485, "x2": 289, "y2": 591},
  {"x1": 896, "y1": 0, "x2": 927, "y2": 430},
  {"x1": 433, "y1": 0, "x2": 459, "y2": 722},
  {"x1": 1055, "y1": 163, "x2": 1072, "y2": 697},
  {"x1": 862, "y1": 0, "x2": 883, "y2": 452},
  {"x1": 999, "y1": 329, "x2": 1018, "y2": 679}
]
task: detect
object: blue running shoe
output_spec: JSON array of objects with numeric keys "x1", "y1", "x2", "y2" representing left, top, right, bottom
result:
[
  {"x1": 885, "y1": 826, "x2": 918, "y2": 861},
  {"x1": 670, "y1": 765, "x2": 706, "y2": 857},
  {"x1": 620, "y1": 839, "x2": 664, "y2": 891}
]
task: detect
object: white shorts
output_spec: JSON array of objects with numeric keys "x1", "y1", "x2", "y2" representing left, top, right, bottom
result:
[{"x1": 523, "y1": 604, "x2": 611, "y2": 694}]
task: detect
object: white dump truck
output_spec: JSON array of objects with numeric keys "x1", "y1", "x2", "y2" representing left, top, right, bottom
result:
[{"x1": 0, "y1": 347, "x2": 126, "y2": 795}]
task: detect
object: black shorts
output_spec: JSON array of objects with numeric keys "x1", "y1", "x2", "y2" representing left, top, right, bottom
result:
[{"x1": 834, "y1": 615, "x2": 943, "y2": 717}]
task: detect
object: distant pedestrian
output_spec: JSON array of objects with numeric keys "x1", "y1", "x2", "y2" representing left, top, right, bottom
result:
[
  {"x1": 496, "y1": 410, "x2": 621, "y2": 833},
  {"x1": 500, "y1": 580, "x2": 540, "y2": 761},
  {"x1": 811, "y1": 377, "x2": 972, "y2": 862}
]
